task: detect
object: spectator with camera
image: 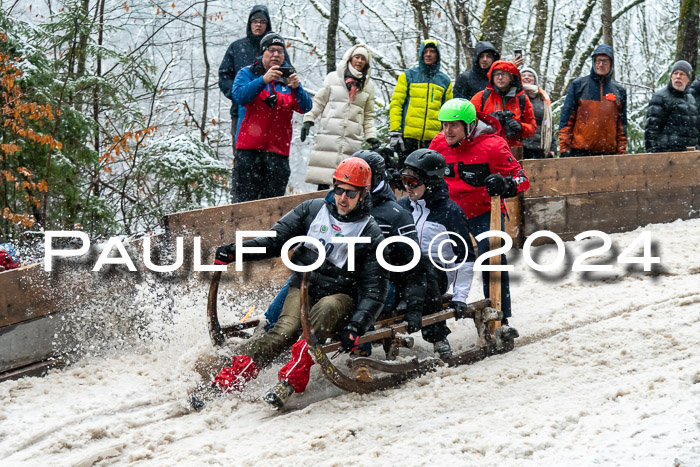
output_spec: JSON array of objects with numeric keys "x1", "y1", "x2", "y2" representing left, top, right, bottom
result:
[
  {"x1": 470, "y1": 61, "x2": 536, "y2": 149},
  {"x1": 231, "y1": 33, "x2": 312, "y2": 202},
  {"x1": 301, "y1": 44, "x2": 379, "y2": 190}
]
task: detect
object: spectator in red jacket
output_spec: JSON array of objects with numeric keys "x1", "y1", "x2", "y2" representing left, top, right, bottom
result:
[
  {"x1": 470, "y1": 60, "x2": 536, "y2": 148},
  {"x1": 430, "y1": 98, "x2": 529, "y2": 335},
  {"x1": 231, "y1": 33, "x2": 312, "y2": 202}
]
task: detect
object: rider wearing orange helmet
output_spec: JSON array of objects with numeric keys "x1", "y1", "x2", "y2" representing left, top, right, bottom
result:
[{"x1": 209, "y1": 157, "x2": 388, "y2": 410}]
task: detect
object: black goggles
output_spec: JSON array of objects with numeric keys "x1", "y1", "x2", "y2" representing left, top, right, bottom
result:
[
  {"x1": 333, "y1": 185, "x2": 361, "y2": 199},
  {"x1": 401, "y1": 174, "x2": 424, "y2": 189}
]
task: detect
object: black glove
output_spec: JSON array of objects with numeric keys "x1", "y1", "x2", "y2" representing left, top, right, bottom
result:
[
  {"x1": 505, "y1": 118, "x2": 522, "y2": 138},
  {"x1": 484, "y1": 173, "x2": 507, "y2": 197},
  {"x1": 215, "y1": 244, "x2": 236, "y2": 265},
  {"x1": 300, "y1": 121, "x2": 313, "y2": 142},
  {"x1": 366, "y1": 137, "x2": 381, "y2": 150},
  {"x1": 404, "y1": 310, "x2": 422, "y2": 334},
  {"x1": 339, "y1": 323, "x2": 361, "y2": 353},
  {"x1": 451, "y1": 301, "x2": 469, "y2": 320},
  {"x1": 485, "y1": 174, "x2": 518, "y2": 198}
]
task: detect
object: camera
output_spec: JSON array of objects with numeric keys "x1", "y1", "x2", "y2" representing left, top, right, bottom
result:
[
  {"x1": 514, "y1": 49, "x2": 523, "y2": 57},
  {"x1": 278, "y1": 66, "x2": 295, "y2": 78}
]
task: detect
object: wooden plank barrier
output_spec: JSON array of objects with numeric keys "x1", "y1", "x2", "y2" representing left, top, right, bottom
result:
[{"x1": 520, "y1": 151, "x2": 700, "y2": 241}]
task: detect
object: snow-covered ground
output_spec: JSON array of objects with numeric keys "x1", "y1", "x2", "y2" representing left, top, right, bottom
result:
[{"x1": 1, "y1": 219, "x2": 699, "y2": 466}]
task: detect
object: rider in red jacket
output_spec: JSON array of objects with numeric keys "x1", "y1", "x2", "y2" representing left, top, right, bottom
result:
[{"x1": 430, "y1": 98, "x2": 528, "y2": 334}]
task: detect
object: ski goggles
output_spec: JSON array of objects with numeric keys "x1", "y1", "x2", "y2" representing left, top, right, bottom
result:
[
  {"x1": 401, "y1": 174, "x2": 424, "y2": 189},
  {"x1": 333, "y1": 185, "x2": 361, "y2": 199}
]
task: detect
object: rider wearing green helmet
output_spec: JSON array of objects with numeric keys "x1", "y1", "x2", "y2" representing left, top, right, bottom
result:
[{"x1": 437, "y1": 98, "x2": 478, "y2": 147}]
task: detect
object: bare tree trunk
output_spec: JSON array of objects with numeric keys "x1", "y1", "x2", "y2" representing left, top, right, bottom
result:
[
  {"x1": 601, "y1": 0, "x2": 614, "y2": 46},
  {"x1": 569, "y1": 0, "x2": 646, "y2": 89},
  {"x1": 327, "y1": 0, "x2": 339, "y2": 74},
  {"x1": 676, "y1": 0, "x2": 699, "y2": 67},
  {"x1": 479, "y1": 0, "x2": 513, "y2": 50},
  {"x1": 541, "y1": 0, "x2": 557, "y2": 88},
  {"x1": 200, "y1": 0, "x2": 210, "y2": 142},
  {"x1": 529, "y1": 0, "x2": 548, "y2": 75},
  {"x1": 410, "y1": 0, "x2": 432, "y2": 41},
  {"x1": 550, "y1": 0, "x2": 597, "y2": 101},
  {"x1": 453, "y1": 0, "x2": 473, "y2": 70},
  {"x1": 92, "y1": 0, "x2": 105, "y2": 198}
]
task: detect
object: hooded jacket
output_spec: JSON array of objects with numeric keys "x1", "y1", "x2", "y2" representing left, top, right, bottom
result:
[
  {"x1": 303, "y1": 44, "x2": 378, "y2": 185},
  {"x1": 558, "y1": 44, "x2": 628, "y2": 155},
  {"x1": 218, "y1": 6, "x2": 273, "y2": 118},
  {"x1": 397, "y1": 181, "x2": 475, "y2": 304},
  {"x1": 453, "y1": 41, "x2": 501, "y2": 100},
  {"x1": 233, "y1": 59, "x2": 313, "y2": 156},
  {"x1": 390, "y1": 40, "x2": 453, "y2": 141},
  {"x1": 645, "y1": 81, "x2": 700, "y2": 153},
  {"x1": 429, "y1": 112, "x2": 530, "y2": 219},
  {"x1": 470, "y1": 61, "x2": 537, "y2": 147},
  {"x1": 235, "y1": 196, "x2": 388, "y2": 334}
]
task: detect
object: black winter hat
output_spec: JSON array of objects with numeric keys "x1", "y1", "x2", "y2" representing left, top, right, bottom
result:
[
  {"x1": 260, "y1": 33, "x2": 285, "y2": 53},
  {"x1": 250, "y1": 11, "x2": 267, "y2": 22},
  {"x1": 672, "y1": 60, "x2": 693, "y2": 81}
]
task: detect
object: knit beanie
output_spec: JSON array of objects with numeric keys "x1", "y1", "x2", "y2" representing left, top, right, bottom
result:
[
  {"x1": 352, "y1": 46, "x2": 369, "y2": 60},
  {"x1": 520, "y1": 66, "x2": 539, "y2": 85},
  {"x1": 250, "y1": 11, "x2": 267, "y2": 22},
  {"x1": 672, "y1": 60, "x2": 693, "y2": 81},
  {"x1": 260, "y1": 33, "x2": 285, "y2": 53}
]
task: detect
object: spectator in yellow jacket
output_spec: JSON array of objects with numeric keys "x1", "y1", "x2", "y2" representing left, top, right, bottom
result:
[{"x1": 390, "y1": 39, "x2": 453, "y2": 167}]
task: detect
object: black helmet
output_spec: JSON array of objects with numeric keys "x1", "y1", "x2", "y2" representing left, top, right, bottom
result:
[
  {"x1": 403, "y1": 149, "x2": 446, "y2": 184},
  {"x1": 351, "y1": 150, "x2": 385, "y2": 190}
]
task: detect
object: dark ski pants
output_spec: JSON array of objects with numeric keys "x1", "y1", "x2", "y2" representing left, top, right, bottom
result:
[
  {"x1": 465, "y1": 210, "x2": 512, "y2": 319},
  {"x1": 421, "y1": 265, "x2": 451, "y2": 343},
  {"x1": 231, "y1": 149, "x2": 290, "y2": 203},
  {"x1": 241, "y1": 287, "x2": 352, "y2": 367}
]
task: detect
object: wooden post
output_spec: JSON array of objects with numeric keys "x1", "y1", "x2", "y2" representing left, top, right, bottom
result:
[{"x1": 488, "y1": 196, "x2": 502, "y2": 336}]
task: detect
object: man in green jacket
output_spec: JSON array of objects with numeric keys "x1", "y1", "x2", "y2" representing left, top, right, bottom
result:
[{"x1": 389, "y1": 39, "x2": 453, "y2": 167}]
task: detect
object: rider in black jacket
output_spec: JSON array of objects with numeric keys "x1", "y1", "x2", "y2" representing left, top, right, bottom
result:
[{"x1": 211, "y1": 157, "x2": 388, "y2": 409}]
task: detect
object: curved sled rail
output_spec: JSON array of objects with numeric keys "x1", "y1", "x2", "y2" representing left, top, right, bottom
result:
[{"x1": 299, "y1": 272, "x2": 441, "y2": 394}]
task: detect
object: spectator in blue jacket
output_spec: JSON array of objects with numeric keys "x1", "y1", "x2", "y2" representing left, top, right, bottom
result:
[
  {"x1": 219, "y1": 6, "x2": 283, "y2": 146},
  {"x1": 231, "y1": 33, "x2": 312, "y2": 202}
]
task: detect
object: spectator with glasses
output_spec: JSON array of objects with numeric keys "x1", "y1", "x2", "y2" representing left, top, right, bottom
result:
[
  {"x1": 206, "y1": 157, "x2": 388, "y2": 410},
  {"x1": 470, "y1": 61, "x2": 536, "y2": 149},
  {"x1": 231, "y1": 33, "x2": 312, "y2": 202},
  {"x1": 559, "y1": 44, "x2": 628, "y2": 157}
]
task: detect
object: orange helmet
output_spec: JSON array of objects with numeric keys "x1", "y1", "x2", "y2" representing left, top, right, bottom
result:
[{"x1": 333, "y1": 157, "x2": 372, "y2": 188}]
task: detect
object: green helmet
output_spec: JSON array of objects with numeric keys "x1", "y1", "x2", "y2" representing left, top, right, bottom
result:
[{"x1": 438, "y1": 98, "x2": 477, "y2": 138}]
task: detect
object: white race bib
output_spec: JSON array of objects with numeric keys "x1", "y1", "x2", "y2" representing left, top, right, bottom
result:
[{"x1": 305, "y1": 205, "x2": 370, "y2": 268}]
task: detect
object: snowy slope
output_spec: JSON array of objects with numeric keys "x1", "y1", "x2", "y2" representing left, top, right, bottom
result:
[{"x1": 1, "y1": 219, "x2": 699, "y2": 466}]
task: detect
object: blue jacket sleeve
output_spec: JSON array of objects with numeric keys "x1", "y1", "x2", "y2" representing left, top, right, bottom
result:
[
  {"x1": 232, "y1": 67, "x2": 267, "y2": 106},
  {"x1": 293, "y1": 83, "x2": 313, "y2": 114}
]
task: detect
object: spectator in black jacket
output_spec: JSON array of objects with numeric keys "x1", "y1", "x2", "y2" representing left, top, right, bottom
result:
[
  {"x1": 218, "y1": 5, "x2": 274, "y2": 145},
  {"x1": 454, "y1": 42, "x2": 500, "y2": 101},
  {"x1": 209, "y1": 157, "x2": 388, "y2": 409},
  {"x1": 645, "y1": 60, "x2": 700, "y2": 153}
]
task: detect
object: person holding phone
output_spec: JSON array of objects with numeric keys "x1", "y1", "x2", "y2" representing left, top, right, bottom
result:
[
  {"x1": 231, "y1": 33, "x2": 312, "y2": 202},
  {"x1": 301, "y1": 44, "x2": 380, "y2": 189}
]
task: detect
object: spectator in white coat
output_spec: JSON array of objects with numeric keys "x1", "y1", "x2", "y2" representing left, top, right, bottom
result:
[{"x1": 301, "y1": 44, "x2": 380, "y2": 189}]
